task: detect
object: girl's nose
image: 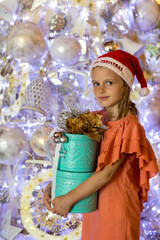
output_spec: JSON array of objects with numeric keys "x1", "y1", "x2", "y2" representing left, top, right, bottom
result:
[{"x1": 99, "y1": 84, "x2": 106, "y2": 93}]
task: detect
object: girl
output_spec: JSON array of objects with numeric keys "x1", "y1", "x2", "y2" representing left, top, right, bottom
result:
[{"x1": 44, "y1": 50, "x2": 159, "y2": 240}]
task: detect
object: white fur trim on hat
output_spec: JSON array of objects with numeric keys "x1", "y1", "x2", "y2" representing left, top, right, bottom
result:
[
  {"x1": 139, "y1": 87, "x2": 150, "y2": 96},
  {"x1": 91, "y1": 57, "x2": 134, "y2": 88}
]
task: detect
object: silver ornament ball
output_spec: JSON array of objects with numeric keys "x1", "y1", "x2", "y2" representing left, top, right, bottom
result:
[
  {"x1": 0, "y1": 124, "x2": 30, "y2": 165},
  {"x1": 60, "y1": 136, "x2": 67, "y2": 143},
  {"x1": 7, "y1": 21, "x2": 47, "y2": 63},
  {"x1": 54, "y1": 137, "x2": 60, "y2": 143},
  {"x1": 30, "y1": 126, "x2": 56, "y2": 157},
  {"x1": 50, "y1": 35, "x2": 82, "y2": 66},
  {"x1": 54, "y1": 132, "x2": 62, "y2": 138},
  {"x1": 132, "y1": 0, "x2": 160, "y2": 32}
]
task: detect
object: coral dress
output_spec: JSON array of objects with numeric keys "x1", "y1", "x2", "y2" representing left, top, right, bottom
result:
[{"x1": 81, "y1": 114, "x2": 159, "y2": 240}]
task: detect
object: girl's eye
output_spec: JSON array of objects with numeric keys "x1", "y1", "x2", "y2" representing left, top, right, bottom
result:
[
  {"x1": 93, "y1": 82, "x2": 99, "y2": 87},
  {"x1": 106, "y1": 81, "x2": 112, "y2": 86}
]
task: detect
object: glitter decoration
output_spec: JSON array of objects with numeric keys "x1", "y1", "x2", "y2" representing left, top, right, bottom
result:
[
  {"x1": 57, "y1": 111, "x2": 74, "y2": 130},
  {"x1": 20, "y1": 78, "x2": 52, "y2": 118},
  {"x1": 20, "y1": 168, "x2": 82, "y2": 240},
  {"x1": 49, "y1": 14, "x2": 66, "y2": 32}
]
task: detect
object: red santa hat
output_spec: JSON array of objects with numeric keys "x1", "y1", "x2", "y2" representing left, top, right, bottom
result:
[{"x1": 90, "y1": 50, "x2": 149, "y2": 96}]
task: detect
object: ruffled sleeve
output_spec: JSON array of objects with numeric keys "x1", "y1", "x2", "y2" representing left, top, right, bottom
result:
[{"x1": 96, "y1": 118, "x2": 159, "y2": 210}]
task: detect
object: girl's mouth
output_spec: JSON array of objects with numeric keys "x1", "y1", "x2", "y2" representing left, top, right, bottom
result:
[{"x1": 99, "y1": 96, "x2": 109, "y2": 101}]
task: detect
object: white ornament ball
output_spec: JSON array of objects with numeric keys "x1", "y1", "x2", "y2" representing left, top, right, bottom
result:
[
  {"x1": 7, "y1": 21, "x2": 47, "y2": 63},
  {"x1": 50, "y1": 36, "x2": 81, "y2": 66},
  {"x1": 132, "y1": 0, "x2": 160, "y2": 31},
  {"x1": 0, "y1": 125, "x2": 30, "y2": 165},
  {"x1": 30, "y1": 126, "x2": 56, "y2": 157}
]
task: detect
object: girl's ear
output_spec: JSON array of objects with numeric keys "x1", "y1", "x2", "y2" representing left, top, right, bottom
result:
[{"x1": 123, "y1": 87, "x2": 127, "y2": 95}]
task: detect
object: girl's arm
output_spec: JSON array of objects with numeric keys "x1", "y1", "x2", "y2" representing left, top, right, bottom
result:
[{"x1": 51, "y1": 155, "x2": 126, "y2": 217}]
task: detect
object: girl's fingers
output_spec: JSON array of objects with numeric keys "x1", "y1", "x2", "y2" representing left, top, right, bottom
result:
[
  {"x1": 52, "y1": 209, "x2": 56, "y2": 214},
  {"x1": 44, "y1": 203, "x2": 52, "y2": 211},
  {"x1": 44, "y1": 195, "x2": 51, "y2": 201},
  {"x1": 43, "y1": 196, "x2": 52, "y2": 210}
]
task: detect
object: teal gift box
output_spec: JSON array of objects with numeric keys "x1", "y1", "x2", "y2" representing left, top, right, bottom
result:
[
  {"x1": 55, "y1": 170, "x2": 98, "y2": 213},
  {"x1": 52, "y1": 133, "x2": 99, "y2": 213},
  {"x1": 58, "y1": 133, "x2": 99, "y2": 172}
]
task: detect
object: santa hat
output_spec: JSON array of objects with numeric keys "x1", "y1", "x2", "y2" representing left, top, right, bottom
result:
[{"x1": 90, "y1": 50, "x2": 149, "y2": 96}]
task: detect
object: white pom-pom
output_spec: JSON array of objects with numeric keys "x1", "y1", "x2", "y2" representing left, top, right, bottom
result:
[{"x1": 139, "y1": 87, "x2": 150, "y2": 96}]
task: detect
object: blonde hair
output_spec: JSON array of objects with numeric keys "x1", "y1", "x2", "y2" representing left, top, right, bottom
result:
[{"x1": 117, "y1": 81, "x2": 138, "y2": 119}]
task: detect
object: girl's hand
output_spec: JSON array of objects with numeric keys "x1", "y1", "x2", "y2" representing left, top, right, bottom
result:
[{"x1": 51, "y1": 194, "x2": 73, "y2": 218}]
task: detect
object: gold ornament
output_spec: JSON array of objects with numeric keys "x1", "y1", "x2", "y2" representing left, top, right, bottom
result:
[
  {"x1": 66, "y1": 112, "x2": 104, "y2": 142},
  {"x1": 103, "y1": 40, "x2": 120, "y2": 52},
  {"x1": 49, "y1": 15, "x2": 66, "y2": 32}
]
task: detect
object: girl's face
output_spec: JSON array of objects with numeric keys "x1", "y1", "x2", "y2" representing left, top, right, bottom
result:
[{"x1": 92, "y1": 67, "x2": 124, "y2": 114}]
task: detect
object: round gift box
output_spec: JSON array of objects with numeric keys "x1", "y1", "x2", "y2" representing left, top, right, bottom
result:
[
  {"x1": 55, "y1": 170, "x2": 98, "y2": 213},
  {"x1": 58, "y1": 134, "x2": 99, "y2": 172}
]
